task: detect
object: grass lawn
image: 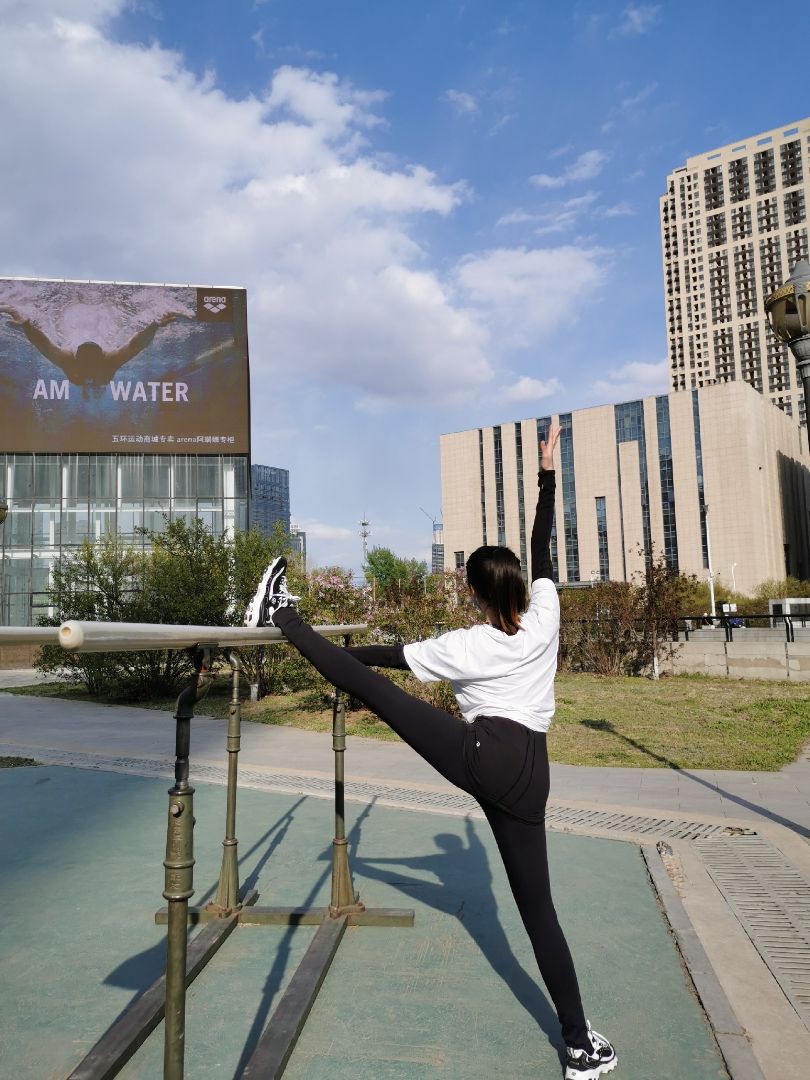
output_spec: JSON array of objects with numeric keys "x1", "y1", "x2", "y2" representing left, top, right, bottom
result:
[{"x1": 8, "y1": 671, "x2": 810, "y2": 771}]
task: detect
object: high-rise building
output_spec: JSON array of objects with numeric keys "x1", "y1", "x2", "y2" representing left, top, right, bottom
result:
[
  {"x1": 249, "y1": 464, "x2": 290, "y2": 538},
  {"x1": 661, "y1": 119, "x2": 810, "y2": 424},
  {"x1": 440, "y1": 382, "x2": 810, "y2": 597}
]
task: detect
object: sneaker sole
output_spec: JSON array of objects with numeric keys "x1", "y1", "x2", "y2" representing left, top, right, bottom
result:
[
  {"x1": 564, "y1": 1055, "x2": 617, "y2": 1080},
  {"x1": 244, "y1": 558, "x2": 285, "y2": 628}
]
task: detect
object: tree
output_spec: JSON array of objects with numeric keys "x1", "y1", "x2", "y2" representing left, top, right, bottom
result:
[
  {"x1": 636, "y1": 549, "x2": 695, "y2": 679},
  {"x1": 36, "y1": 534, "x2": 146, "y2": 694},
  {"x1": 364, "y1": 546, "x2": 427, "y2": 599}
]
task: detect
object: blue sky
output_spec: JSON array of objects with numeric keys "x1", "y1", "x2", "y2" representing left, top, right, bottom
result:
[{"x1": 0, "y1": 1, "x2": 795, "y2": 569}]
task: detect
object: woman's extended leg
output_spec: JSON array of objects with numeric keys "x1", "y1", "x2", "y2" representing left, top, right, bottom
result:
[
  {"x1": 481, "y1": 739, "x2": 589, "y2": 1052},
  {"x1": 274, "y1": 608, "x2": 471, "y2": 791}
]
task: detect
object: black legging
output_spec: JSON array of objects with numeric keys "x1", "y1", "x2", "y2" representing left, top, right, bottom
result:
[{"x1": 274, "y1": 607, "x2": 589, "y2": 1050}]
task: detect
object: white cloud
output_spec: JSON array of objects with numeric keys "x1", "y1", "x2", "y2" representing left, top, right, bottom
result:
[
  {"x1": 496, "y1": 209, "x2": 541, "y2": 227},
  {"x1": 0, "y1": 8, "x2": 495, "y2": 411},
  {"x1": 456, "y1": 245, "x2": 607, "y2": 349},
  {"x1": 533, "y1": 191, "x2": 598, "y2": 235},
  {"x1": 530, "y1": 149, "x2": 609, "y2": 189},
  {"x1": 602, "y1": 201, "x2": 635, "y2": 218},
  {"x1": 2, "y1": 0, "x2": 124, "y2": 21},
  {"x1": 591, "y1": 361, "x2": 668, "y2": 402},
  {"x1": 299, "y1": 520, "x2": 354, "y2": 541},
  {"x1": 614, "y1": 4, "x2": 661, "y2": 36},
  {"x1": 601, "y1": 82, "x2": 658, "y2": 133},
  {"x1": 548, "y1": 142, "x2": 574, "y2": 159},
  {"x1": 500, "y1": 376, "x2": 562, "y2": 403},
  {"x1": 443, "y1": 88, "x2": 478, "y2": 115}
]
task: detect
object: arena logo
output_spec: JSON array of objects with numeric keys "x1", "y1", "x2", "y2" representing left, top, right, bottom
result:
[
  {"x1": 196, "y1": 287, "x2": 232, "y2": 321},
  {"x1": 203, "y1": 296, "x2": 227, "y2": 314}
]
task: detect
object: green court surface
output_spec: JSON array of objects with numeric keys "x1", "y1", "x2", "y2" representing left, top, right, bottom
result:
[{"x1": 0, "y1": 765, "x2": 728, "y2": 1079}]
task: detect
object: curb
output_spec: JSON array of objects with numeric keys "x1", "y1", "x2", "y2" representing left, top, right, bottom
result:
[{"x1": 642, "y1": 845, "x2": 766, "y2": 1080}]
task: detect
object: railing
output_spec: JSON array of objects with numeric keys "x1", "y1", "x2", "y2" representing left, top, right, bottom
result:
[
  {"x1": 676, "y1": 612, "x2": 804, "y2": 643},
  {"x1": 1, "y1": 618, "x2": 414, "y2": 1080}
]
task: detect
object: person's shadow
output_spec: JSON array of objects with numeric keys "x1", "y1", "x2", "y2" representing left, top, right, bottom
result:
[
  {"x1": 103, "y1": 796, "x2": 307, "y2": 994},
  {"x1": 230, "y1": 797, "x2": 378, "y2": 1078},
  {"x1": 349, "y1": 815, "x2": 564, "y2": 1056},
  {"x1": 581, "y1": 718, "x2": 810, "y2": 840}
]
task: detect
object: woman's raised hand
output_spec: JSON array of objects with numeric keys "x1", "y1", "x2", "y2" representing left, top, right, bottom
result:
[{"x1": 539, "y1": 422, "x2": 561, "y2": 471}]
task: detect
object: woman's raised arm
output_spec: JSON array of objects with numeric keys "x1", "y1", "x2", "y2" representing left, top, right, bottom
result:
[{"x1": 530, "y1": 422, "x2": 560, "y2": 583}]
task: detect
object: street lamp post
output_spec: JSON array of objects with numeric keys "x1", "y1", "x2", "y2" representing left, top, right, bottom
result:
[{"x1": 765, "y1": 259, "x2": 810, "y2": 444}]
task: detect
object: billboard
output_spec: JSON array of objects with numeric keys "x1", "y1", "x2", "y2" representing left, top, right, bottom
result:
[{"x1": 0, "y1": 278, "x2": 250, "y2": 454}]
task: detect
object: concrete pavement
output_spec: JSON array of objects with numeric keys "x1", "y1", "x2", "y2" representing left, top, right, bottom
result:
[{"x1": 2, "y1": 671, "x2": 810, "y2": 1078}]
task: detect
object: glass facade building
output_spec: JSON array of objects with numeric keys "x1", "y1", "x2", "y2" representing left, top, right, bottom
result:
[
  {"x1": 249, "y1": 464, "x2": 290, "y2": 539},
  {"x1": 0, "y1": 452, "x2": 248, "y2": 625}
]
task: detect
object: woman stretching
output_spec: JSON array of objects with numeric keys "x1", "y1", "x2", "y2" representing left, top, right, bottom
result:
[{"x1": 245, "y1": 424, "x2": 616, "y2": 1080}]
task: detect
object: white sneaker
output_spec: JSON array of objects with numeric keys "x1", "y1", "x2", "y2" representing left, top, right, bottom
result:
[
  {"x1": 564, "y1": 1021, "x2": 617, "y2": 1079},
  {"x1": 244, "y1": 557, "x2": 300, "y2": 627}
]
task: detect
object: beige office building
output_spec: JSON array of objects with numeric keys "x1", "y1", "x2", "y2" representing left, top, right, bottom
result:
[
  {"x1": 441, "y1": 382, "x2": 810, "y2": 596},
  {"x1": 661, "y1": 119, "x2": 810, "y2": 424}
]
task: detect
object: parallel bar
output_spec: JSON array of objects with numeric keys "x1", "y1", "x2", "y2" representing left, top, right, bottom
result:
[
  {"x1": 58, "y1": 621, "x2": 366, "y2": 653},
  {"x1": 241, "y1": 916, "x2": 348, "y2": 1080},
  {"x1": 0, "y1": 626, "x2": 61, "y2": 645},
  {"x1": 66, "y1": 897, "x2": 254, "y2": 1080}
]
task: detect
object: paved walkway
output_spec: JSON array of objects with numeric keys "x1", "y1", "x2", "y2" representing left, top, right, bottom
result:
[
  {"x1": 2, "y1": 671, "x2": 809, "y2": 838},
  {"x1": 2, "y1": 670, "x2": 810, "y2": 1079}
]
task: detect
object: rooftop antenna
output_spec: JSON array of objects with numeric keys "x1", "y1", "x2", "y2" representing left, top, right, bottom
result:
[{"x1": 359, "y1": 515, "x2": 371, "y2": 565}]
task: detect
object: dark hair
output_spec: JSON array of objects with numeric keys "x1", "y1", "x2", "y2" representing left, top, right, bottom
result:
[{"x1": 465, "y1": 545, "x2": 527, "y2": 636}]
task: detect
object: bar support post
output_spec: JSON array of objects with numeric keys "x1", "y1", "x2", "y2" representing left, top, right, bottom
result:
[
  {"x1": 162, "y1": 649, "x2": 209, "y2": 1080},
  {"x1": 210, "y1": 650, "x2": 242, "y2": 915}
]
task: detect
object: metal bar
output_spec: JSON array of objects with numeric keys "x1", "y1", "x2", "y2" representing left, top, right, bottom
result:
[
  {"x1": 66, "y1": 900, "x2": 252, "y2": 1080},
  {"x1": 0, "y1": 626, "x2": 61, "y2": 645},
  {"x1": 57, "y1": 621, "x2": 367, "y2": 653},
  {"x1": 240, "y1": 916, "x2": 348, "y2": 1080}
]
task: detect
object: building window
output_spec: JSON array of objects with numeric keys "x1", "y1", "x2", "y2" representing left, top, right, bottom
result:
[
  {"x1": 493, "y1": 425, "x2": 506, "y2": 547},
  {"x1": 536, "y1": 417, "x2": 559, "y2": 581},
  {"x1": 595, "y1": 496, "x2": 609, "y2": 580},
  {"x1": 454, "y1": 550, "x2": 465, "y2": 569},
  {"x1": 558, "y1": 413, "x2": 579, "y2": 582},
  {"x1": 692, "y1": 390, "x2": 709, "y2": 569},
  {"x1": 478, "y1": 429, "x2": 488, "y2": 546},
  {"x1": 655, "y1": 396, "x2": 679, "y2": 572},
  {"x1": 780, "y1": 139, "x2": 803, "y2": 188},
  {"x1": 784, "y1": 189, "x2": 806, "y2": 227},
  {"x1": 727, "y1": 157, "x2": 750, "y2": 203},
  {"x1": 614, "y1": 400, "x2": 652, "y2": 561},
  {"x1": 754, "y1": 148, "x2": 776, "y2": 195},
  {"x1": 706, "y1": 212, "x2": 727, "y2": 248},
  {"x1": 703, "y1": 165, "x2": 724, "y2": 210},
  {"x1": 515, "y1": 424, "x2": 527, "y2": 578}
]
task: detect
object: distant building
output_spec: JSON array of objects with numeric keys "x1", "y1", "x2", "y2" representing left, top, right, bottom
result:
[
  {"x1": 290, "y1": 522, "x2": 307, "y2": 571},
  {"x1": 249, "y1": 464, "x2": 289, "y2": 537},
  {"x1": 441, "y1": 382, "x2": 810, "y2": 597},
  {"x1": 431, "y1": 521, "x2": 445, "y2": 574},
  {"x1": 661, "y1": 118, "x2": 810, "y2": 423}
]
